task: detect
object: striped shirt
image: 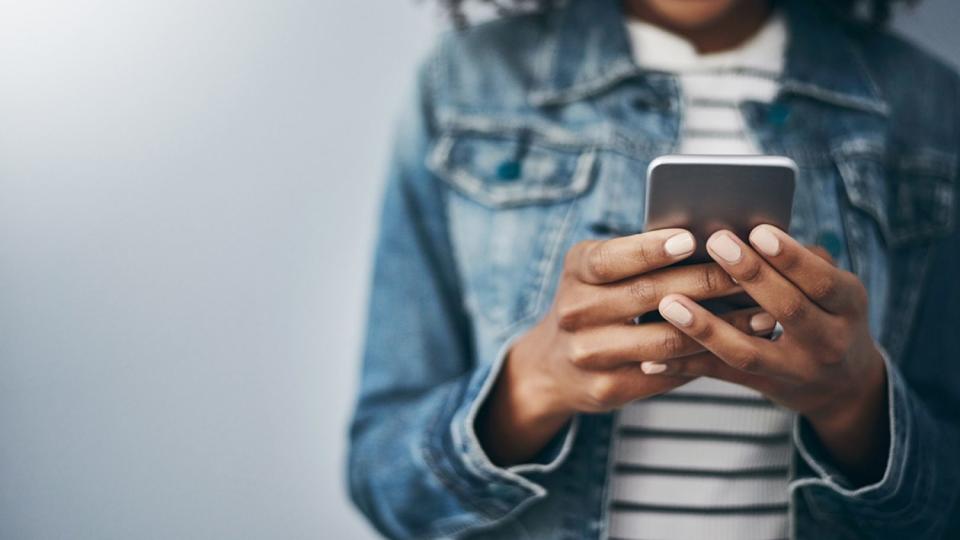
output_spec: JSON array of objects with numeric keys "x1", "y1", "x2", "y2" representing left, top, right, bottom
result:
[{"x1": 607, "y1": 14, "x2": 793, "y2": 540}]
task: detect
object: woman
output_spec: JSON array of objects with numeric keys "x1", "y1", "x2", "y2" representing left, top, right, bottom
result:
[{"x1": 348, "y1": 0, "x2": 960, "y2": 538}]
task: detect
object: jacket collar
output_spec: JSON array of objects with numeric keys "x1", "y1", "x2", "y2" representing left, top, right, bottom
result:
[{"x1": 529, "y1": 0, "x2": 889, "y2": 116}]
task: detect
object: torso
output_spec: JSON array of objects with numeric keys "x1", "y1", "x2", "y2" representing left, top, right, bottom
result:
[
  {"x1": 606, "y1": 15, "x2": 796, "y2": 540},
  {"x1": 422, "y1": 1, "x2": 956, "y2": 536}
]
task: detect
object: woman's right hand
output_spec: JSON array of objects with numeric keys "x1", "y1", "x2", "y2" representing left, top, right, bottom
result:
[{"x1": 477, "y1": 229, "x2": 777, "y2": 465}]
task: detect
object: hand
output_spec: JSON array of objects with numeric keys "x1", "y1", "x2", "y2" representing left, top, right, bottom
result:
[
  {"x1": 650, "y1": 225, "x2": 889, "y2": 483},
  {"x1": 477, "y1": 229, "x2": 776, "y2": 465}
]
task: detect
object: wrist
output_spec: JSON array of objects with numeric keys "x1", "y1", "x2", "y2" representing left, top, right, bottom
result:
[
  {"x1": 805, "y1": 345, "x2": 889, "y2": 483},
  {"x1": 476, "y1": 335, "x2": 573, "y2": 466}
]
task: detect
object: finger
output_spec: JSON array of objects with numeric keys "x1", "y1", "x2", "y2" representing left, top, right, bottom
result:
[
  {"x1": 806, "y1": 245, "x2": 834, "y2": 265},
  {"x1": 639, "y1": 348, "x2": 774, "y2": 392},
  {"x1": 582, "y1": 363, "x2": 694, "y2": 409},
  {"x1": 634, "y1": 351, "x2": 718, "y2": 379},
  {"x1": 750, "y1": 225, "x2": 863, "y2": 315},
  {"x1": 571, "y1": 229, "x2": 695, "y2": 284},
  {"x1": 706, "y1": 230, "x2": 829, "y2": 335},
  {"x1": 710, "y1": 291, "x2": 758, "y2": 309},
  {"x1": 655, "y1": 293, "x2": 802, "y2": 379},
  {"x1": 567, "y1": 307, "x2": 775, "y2": 370},
  {"x1": 562, "y1": 262, "x2": 740, "y2": 327}
]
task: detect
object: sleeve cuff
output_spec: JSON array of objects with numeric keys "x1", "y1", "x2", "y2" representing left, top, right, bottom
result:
[
  {"x1": 424, "y1": 328, "x2": 579, "y2": 520},
  {"x1": 452, "y1": 328, "x2": 579, "y2": 477},
  {"x1": 790, "y1": 347, "x2": 916, "y2": 512}
]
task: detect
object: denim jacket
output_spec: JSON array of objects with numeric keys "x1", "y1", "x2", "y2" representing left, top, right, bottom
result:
[{"x1": 348, "y1": 1, "x2": 960, "y2": 538}]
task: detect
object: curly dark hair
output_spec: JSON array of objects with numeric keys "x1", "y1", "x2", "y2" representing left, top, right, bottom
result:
[{"x1": 440, "y1": 0, "x2": 921, "y2": 27}]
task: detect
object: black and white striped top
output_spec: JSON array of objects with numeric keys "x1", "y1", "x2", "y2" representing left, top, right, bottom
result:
[{"x1": 608, "y1": 14, "x2": 792, "y2": 540}]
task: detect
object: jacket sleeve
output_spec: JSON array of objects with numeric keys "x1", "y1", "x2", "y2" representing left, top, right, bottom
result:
[
  {"x1": 790, "y1": 145, "x2": 960, "y2": 536},
  {"x1": 346, "y1": 56, "x2": 577, "y2": 540}
]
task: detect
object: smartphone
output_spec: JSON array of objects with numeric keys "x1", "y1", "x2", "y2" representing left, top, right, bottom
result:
[{"x1": 644, "y1": 155, "x2": 797, "y2": 263}]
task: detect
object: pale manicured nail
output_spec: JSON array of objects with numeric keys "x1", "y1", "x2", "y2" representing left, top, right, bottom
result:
[
  {"x1": 660, "y1": 300, "x2": 694, "y2": 326},
  {"x1": 641, "y1": 362, "x2": 668, "y2": 375},
  {"x1": 750, "y1": 226, "x2": 781, "y2": 256},
  {"x1": 750, "y1": 312, "x2": 776, "y2": 333},
  {"x1": 709, "y1": 233, "x2": 742, "y2": 263},
  {"x1": 664, "y1": 232, "x2": 695, "y2": 257}
]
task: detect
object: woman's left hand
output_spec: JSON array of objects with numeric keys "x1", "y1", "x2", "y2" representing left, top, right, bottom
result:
[{"x1": 648, "y1": 224, "x2": 889, "y2": 484}]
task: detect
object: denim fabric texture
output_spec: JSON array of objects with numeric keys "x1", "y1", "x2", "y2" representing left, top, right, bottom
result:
[{"x1": 348, "y1": 0, "x2": 960, "y2": 538}]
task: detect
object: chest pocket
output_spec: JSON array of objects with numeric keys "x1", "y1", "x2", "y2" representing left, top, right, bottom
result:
[
  {"x1": 426, "y1": 128, "x2": 598, "y2": 332},
  {"x1": 835, "y1": 145, "x2": 957, "y2": 248},
  {"x1": 427, "y1": 131, "x2": 597, "y2": 208}
]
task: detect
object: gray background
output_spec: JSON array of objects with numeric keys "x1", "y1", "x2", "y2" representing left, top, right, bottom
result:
[{"x1": 0, "y1": 2, "x2": 955, "y2": 539}]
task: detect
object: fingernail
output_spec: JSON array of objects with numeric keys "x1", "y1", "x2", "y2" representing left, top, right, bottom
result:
[
  {"x1": 660, "y1": 300, "x2": 693, "y2": 326},
  {"x1": 641, "y1": 362, "x2": 668, "y2": 374},
  {"x1": 664, "y1": 232, "x2": 695, "y2": 257},
  {"x1": 749, "y1": 312, "x2": 776, "y2": 332},
  {"x1": 709, "y1": 233, "x2": 742, "y2": 263},
  {"x1": 750, "y1": 226, "x2": 781, "y2": 256}
]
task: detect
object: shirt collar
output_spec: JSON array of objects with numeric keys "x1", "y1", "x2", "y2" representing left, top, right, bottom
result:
[
  {"x1": 528, "y1": 0, "x2": 889, "y2": 116},
  {"x1": 627, "y1": 12, "x2": 787, "y2": 73}
]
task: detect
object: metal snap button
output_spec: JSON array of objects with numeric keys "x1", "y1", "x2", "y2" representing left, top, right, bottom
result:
[
  {"x1": 495, "y1": 160, "x2": 521, "y2": 181},
  {"x1": 816, "y1": 230, "x2": 844, "y2": 259},
  {"x1": 767, "y1": 102, "x2": 791, "y2": 126}
]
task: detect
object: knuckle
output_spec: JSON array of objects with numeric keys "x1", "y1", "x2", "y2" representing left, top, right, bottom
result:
[
  {"x1": 808, "y1": 275, "x2": 839, "y2": 302},
  {"x1": 586, "y1": 244, "x2": 615, "y2": 282},
  {"x1": 587, "y1": 376, "x2": 620, "y2": 408},
  {"x1": 626, "y1": 278, "x2": 659, "y2": 309},
  {"x1": 697, "y1": 265, "x2": 720, "y2": 295},
  {"x1": 733, "y1": 349, "x2": 764, "y2": 372},
  {"x1": 738, "y1": 260, "x2": 764, "y2": 284},
  {"x1": 556, "y1": 303, "x2": 586, "y2": 332},
  {"x1": 658, "y1": 329, "x2": 688, "y2": 357},
  {"x1": 633, "y1": 239, "x2": 654, "y2": 268},
  {"x1": 567, "y1": 340, "x2": 596, "y2": 368},
  {"x1": 691, "y1": 321, "x2": 715, "y2": 341},
  {"x1": 778, "y1": 296, "x2": 809, "y2": 325},
  {"x1": 779, "y1": 250, "x2": 802, "y2": 272}
]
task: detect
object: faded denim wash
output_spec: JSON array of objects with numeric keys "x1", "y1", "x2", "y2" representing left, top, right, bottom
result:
[{"x1": 348, "y1": 0, "x2": 960, "y2": 538}]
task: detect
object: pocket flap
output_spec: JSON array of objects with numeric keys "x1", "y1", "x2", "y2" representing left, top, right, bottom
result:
[
  {"x1": 426, "y1": 131, "x2": 597, "y2": 208},
  {"x1": 835, "y1": 146, "x2": 956, "y2": 246}
]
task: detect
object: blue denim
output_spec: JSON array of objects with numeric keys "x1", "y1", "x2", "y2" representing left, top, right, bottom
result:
[{"x1": 347, "y1": 0, "x2": 960, "y2": 537}]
